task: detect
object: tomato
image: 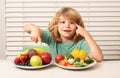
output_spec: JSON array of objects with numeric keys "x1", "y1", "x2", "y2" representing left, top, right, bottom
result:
[{"x1": 55, "y1": 54, "x2": 65, "y2": 63}]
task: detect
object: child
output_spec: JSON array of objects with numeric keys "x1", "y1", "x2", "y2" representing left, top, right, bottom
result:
[{"x1": 24, "y1": 7, "x2": 103, "y2": 62}]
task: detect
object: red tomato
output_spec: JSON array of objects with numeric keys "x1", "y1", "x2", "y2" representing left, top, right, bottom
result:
[{"x1": 55, "y1": 54, "x2": 65, "y2": 63}]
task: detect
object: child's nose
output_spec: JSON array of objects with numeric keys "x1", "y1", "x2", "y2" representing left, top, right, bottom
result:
[{"x1": 65, "y1": 23, "x2": 70, "y2": 27}]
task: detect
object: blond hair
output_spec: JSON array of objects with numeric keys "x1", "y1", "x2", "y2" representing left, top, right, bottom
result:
[{"x1": 48, "y1": 7, "x2": 84, "y2": 43}]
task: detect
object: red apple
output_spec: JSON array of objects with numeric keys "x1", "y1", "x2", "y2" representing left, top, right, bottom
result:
[
  {"x1": 14, "y1": 57, "x2": 21, "y2": 64},
  {"x1": 19, "y1": 55, "x2": 28, "y2": 63},
  {"x1": 28, "y1": 49, "x2": 38, "y2": 58},
  {"x1": 40, "y1": 52, "x2": 52, "y2": 65},
  {"x1": 55, "y1": 54, "x2": 65, "y2": 63}
]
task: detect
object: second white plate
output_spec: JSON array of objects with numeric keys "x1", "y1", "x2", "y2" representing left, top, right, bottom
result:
[{"x1": 54, "y1": 59, "x2": 97, "y2": 70}]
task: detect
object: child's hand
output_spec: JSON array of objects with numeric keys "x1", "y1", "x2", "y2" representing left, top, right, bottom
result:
[
  {"x1": 76, "y1": 24, "x2": 87, "y2": 38},
  {"x1": 30, "y1": 27, "x2": 42, "y2": 45}
]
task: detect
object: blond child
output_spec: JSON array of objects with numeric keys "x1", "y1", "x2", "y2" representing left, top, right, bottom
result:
[{"x1": 24, "y1": 7, "x2": 103, "y2": 62}]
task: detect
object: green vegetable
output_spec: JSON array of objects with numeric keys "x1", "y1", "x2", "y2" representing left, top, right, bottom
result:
[
  {"x1": 75, "y1": 57, "x2": 80, "y2": 62},
  {"x1": 74, "y1": 60, "x2": 87, "y2": 67},
  {"x1": 64, "y1": 52, "x2": 74, "y2": 59},
  {"x1": 85, "y1": 57, "x2": 94, "y2": 64},
  {"x1": 79, "y1": 60, "x2": 87, "y2": 67},
  {"x1": 73, "y1": 62, "x2": 80, "y2": 67}
]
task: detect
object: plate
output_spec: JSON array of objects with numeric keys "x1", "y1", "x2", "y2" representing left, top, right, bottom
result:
[
  {"x1": 54, "y1": 59, "x2": 97, "y2": 70},
  {"x1": 14, "y1": 62, "x2": 53, "y2": 70}
]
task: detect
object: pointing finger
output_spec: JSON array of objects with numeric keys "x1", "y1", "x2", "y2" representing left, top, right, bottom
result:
[{"x1": 38, "y1": 37, "x2": 42, "y2": 45}]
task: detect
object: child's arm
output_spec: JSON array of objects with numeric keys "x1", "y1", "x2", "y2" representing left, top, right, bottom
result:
[
  {"x1": 24, "y1": 24, "x2": 42, "y2": 44},
  {"x1": 76, "y1": 25, "x2": 103, "y2": 62}
]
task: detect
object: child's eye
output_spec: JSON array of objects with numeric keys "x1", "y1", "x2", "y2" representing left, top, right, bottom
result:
[
  {"x1": 61, "y1": 21, "x2": 65, "y2": 24},
  {"x1": 70, "y1": 22, "x2": 74, "y2": 24}
]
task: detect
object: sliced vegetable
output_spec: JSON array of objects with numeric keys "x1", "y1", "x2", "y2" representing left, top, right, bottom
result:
[{"x1": 68, "y1": 58, "x2": 74, "y2": 64}]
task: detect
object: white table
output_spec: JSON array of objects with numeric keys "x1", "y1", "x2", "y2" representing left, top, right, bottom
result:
[{"x1": 0, "y1": 60, "x2": 120, "y2": 78}]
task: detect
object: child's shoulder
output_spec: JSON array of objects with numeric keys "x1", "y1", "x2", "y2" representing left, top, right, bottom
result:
[
  {"x1": 42, "y1": 29, "x2": 49, "y2": 32},
  {"x1": 78, "y1": 39, "x2": 86, "y2": 43},
  {"x1": 42, "y1": 29, "x2": 50, "y2": 34},
  {"x1": 77, "y1": 39, "x2": 88, "y2": 45}
]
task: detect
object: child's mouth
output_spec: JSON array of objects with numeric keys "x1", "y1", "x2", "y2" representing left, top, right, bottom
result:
[{"x1": 63, "y1": 30, "x2": 71, "y2": 32}]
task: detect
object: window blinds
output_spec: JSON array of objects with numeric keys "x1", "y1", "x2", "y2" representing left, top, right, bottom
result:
[{"x1": 5, "y1": 0, "x2": 120, "y2": 60}]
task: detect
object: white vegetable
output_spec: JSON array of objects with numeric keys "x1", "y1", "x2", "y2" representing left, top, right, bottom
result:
[{"x1": 68, "y1": 58, "x2": 74, "y2": 64}]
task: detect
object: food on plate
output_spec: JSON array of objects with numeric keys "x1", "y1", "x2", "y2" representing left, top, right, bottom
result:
[
  {"x1": 55, "y1": 48, "x2": 94, "y2": 67},
  {"x1": 28, "y1": 49, "x2": 38, "y2": 58},
  {"x1": 13, "y1": 48, "x2": 52, "y2": 67},
  {"x1": 40, "y1": 52, "x2": 52, "y2": 65},
  {"x1": 20, "y1": 50, "x2": 28, "y2": 55},
  {"x1": 14, "y1": 55, "x2": 21, "y2": 64},
  {"x1": 72, "y1": 48, "x2": 86, "y2": 60},
  {"x1": 19, "y1": 55, "x2": 28, "y2": 63},
  {"x1": 33, "y1": 48, "x2": 44, "y2": 54},
  {"x1": 30, "y1": 55, "x2": 42, "y2": 66},
  {"x1": 55, "y1": 54, "x2": 65, "y2": 63}
]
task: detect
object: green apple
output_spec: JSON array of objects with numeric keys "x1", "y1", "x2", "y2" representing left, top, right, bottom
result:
[{"x1": 30, "y1": 55, "x2": 42, "y2": 66}]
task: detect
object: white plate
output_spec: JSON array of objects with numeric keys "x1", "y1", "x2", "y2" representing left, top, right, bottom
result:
[
  {"x1": 14, "y1": 62, "x2": 53, "y2": 70},
  {"x1": 54, "y1": 59, "x2": 97, "y2": 70}
]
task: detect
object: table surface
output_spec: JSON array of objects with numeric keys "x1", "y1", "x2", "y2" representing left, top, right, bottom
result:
[{"x1": 0, "y1": 60, "x2": 120, "y2": 78}]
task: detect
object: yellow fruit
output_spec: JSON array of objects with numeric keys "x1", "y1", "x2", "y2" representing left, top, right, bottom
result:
[
  {"x1": 72, "y1": 48, "x2": 81, "y2": 59},
  {"x1": 20, "y1": 49, "x2": 28, "y2": 55},
  {"x1": 72, "y1": 48, "x2": 87, "y2": 60},
  {"x1": 33, "y1": 48, "x2": 44, "y2": 54},
  {"x1": 16, "y1": 54, "x2": 21, "y2": 58},
  {"x1": 79, "y1": 50, "x2": 86, "y2": 60}
]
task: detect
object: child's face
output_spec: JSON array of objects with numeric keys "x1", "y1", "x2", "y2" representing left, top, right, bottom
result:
[{"x1": 58, "y1": 15, "x2": 77, "y2": 41}]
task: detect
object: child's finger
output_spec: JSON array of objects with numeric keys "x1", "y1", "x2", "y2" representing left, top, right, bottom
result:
[
  {"x1": 31, "y1": 37, "x2": 34, "y2": 42},
  {"x1": 38, "y1": 37, "x2": 42, "y2": 45},
  {"x1": 75, "y1": 24, "x2": 80, "y2": 36},
  {"x1": 76, "y1": 29, "x2": 79, "y2": 36},
  {"x1": 75, "y1": 24, "x2": 79, "y2": 28}
]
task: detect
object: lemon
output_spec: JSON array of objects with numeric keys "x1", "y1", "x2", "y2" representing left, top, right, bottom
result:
[{"x1": 33, "y1": 48, "x2": 44, "y2": 54}]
